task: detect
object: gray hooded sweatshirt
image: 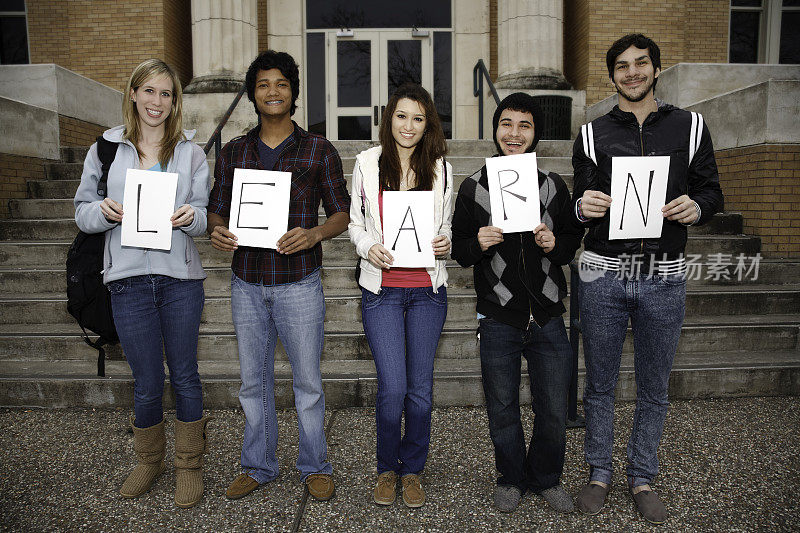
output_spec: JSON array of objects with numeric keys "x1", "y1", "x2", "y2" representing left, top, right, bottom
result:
[{"x1": 74, "y1": 125, "x2": 209, "y2": 283}]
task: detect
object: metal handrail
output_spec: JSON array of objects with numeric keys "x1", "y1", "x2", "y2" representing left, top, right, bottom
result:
[
  {"x1": 473, "y1": 59, "x2": 501, "y2": 139},
  {"x1": 567, "y1": 260, "x2": 585, "y2": 428},
  {"x1": 203, "y1": 83, "x2": 248, "y2": 158}
]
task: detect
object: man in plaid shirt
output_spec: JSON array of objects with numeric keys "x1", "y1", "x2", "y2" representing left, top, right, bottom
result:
[{"x1": 208, "y1": 51, "x2": 350, "y2": 502}]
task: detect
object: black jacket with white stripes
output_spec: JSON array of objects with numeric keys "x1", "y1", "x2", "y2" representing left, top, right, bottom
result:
[{"x1": 572, "y1": 101, "x2": 724, "y2": 259}]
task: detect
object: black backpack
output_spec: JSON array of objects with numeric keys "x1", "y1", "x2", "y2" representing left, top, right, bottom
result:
[{"x1": 66, "y1": 136, "x2": 119, "y2": 377}]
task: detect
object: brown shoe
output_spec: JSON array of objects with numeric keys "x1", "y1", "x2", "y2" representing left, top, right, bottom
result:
[
  {"x1": 576, "y1": 481, "x2": 611, "y2": 515},
  {"x1": 306, "y1": 473, "x2": 335, "y2": 501},
  {"x1": 225, "y1": 473, "x2": 261, "y2": 500},
  {"x1": 373, "y1": 471, "x2": 397, "y2": 505},
  {"x1": 401, "y1": 474, "x2": 425, "y2": 508}
]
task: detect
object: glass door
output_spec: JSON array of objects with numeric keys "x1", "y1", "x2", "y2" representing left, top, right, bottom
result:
[{"x1": 326, "y1": 30, "x2": 433, "y2": 140}]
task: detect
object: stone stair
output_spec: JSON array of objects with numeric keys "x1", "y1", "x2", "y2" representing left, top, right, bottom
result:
[{"x1": 0, "y1": 140, "x2": 798, "y2": 408}]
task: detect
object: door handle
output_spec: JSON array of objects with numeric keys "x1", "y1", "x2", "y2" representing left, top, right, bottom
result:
[{"x1": 374, "y1": 105, "x2": 379, "y2": 126}]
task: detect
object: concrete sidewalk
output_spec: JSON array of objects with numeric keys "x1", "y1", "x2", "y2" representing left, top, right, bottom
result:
[{"x1": 0, "y1": 397, "x2": 797, "y2": 532}]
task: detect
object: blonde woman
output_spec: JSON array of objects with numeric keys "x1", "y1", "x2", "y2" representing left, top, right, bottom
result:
[{"x1": 74, "y1": 59, "x2": 211, "y2": 508}]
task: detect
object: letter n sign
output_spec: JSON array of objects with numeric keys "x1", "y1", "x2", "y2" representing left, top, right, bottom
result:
[
  {"x1": 486, "y1": 152, "x2": 540, "y2": 233},
  {"x1": 608, "y1": 156, "x2": 671, "y2": 240},
  {"x1": 229, "y1": 168, "x2": 291, "y2": 249}
]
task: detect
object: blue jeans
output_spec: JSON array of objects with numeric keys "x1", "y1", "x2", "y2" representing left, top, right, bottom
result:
[
  {"x1": 361, "y1": 286, "x2": 448, "y2": 475},
  {"x1": 231, "y1": 270, "x2": 331, "y2": 483},
  {"x1": 479, "y1": 316, "x2": 571, "y2": 492},
  {"x1": 109, "y1": 274, "x2": 205, "y2": 428},
  {"x1": 579, "y1": 269, "x2": 686, "y2": 488}
]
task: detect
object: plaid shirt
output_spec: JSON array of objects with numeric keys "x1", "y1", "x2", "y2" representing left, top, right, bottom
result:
[{"x1": 209, "y1": 122, "x2": 350, "y2": 285}]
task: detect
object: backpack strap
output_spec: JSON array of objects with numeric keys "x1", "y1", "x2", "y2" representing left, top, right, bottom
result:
[
  {"x1": 580, "y1": 122, "x2": 597, "y2": 166},
  {"x1": 95, "y1": 135, "x2": 118, "y2": 198},
  {"x1": 688, "y1": 112, "x2": 704, "y2": 165}
]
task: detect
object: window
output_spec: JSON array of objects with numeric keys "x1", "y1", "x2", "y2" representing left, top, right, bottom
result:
[
  {"x1": 0, "y1": 0, "x2": 28, "y2": 64},
  {"x1": 730, "y1": 0, "x2": 800, "y2": 63}
]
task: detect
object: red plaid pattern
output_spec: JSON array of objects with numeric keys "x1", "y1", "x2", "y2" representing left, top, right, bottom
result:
[{"x1": 209, "y1": 123, "x2": 350, "y2": 285}]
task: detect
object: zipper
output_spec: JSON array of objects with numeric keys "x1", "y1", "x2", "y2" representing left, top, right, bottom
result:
[
  {"x1": 519, "y1": 235, "x2": 536, "y2": 329},
  {"x1": 639, "y1": 123, "x2": 645, "y2": 254}
]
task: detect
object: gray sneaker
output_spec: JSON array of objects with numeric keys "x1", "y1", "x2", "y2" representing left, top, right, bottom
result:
[
  {"x1": 630, "y1": 487, "x2": 667, "y2": 524},
  {"x1": 539, "y1": 485, "x2": 574, "y2": 513},
  {"x1": 493, "y1": 484, "x2": 523, "y2": 512}
]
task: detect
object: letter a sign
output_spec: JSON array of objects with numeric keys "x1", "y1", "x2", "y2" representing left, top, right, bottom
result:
[
  {"x1": 486, "y1": 153, "x2": 540, "y2": 233},
  {"x1": 608, "y1": 156, "x2": 670, "y2": 240},
  {"x1": 121, "y1": 168, "x2": 178, "y2": 250},
  {"x1": 229, "y1": 168, "x2": 291, "y2": 249},
  {"x1": 382, "y1": 191, "x2": 435, "y2": 268}
]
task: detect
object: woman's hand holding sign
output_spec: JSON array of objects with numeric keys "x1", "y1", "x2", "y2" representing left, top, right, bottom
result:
[
  {"x1": 432, "y1": 235, "x2": 450, "y2": 257},
  {"x1": 368, "y1": 243, "x2": 394, "y2": 270}
]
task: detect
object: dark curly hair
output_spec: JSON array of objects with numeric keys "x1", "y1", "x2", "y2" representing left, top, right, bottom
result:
[
  {"x1": 492, "y1": 92, "x2": 544, "y2": 155},
  {"x1": 245, "y1": 50, "x2": 300, "y2": 116}
]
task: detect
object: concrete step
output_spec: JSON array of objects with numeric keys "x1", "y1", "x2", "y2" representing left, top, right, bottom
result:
[
  {"x1": 27, "y1": 170, "x2": 578, "y2": 203},
  {"x1": 3, "y1": 257, "x2": 796, "y2": 296},
  {"x1": 8, "y1": 199, "x2": 74, "y2": 219},
  {"x1": 1, "y1": 286, "x2": 797, "y2": 328},
  {"x1": 1, "y1": 348, "x2": 797, "y2": 408},
  {"x1": 27, "y1": 179, "x2": 81, "y2": 199},
  {"x1": 688, "y1": 212, "x2": 743, "y2": 235},
  {"x1": 56, "y1": 140, "x2": 573, "y2": 172},
  {"x1": 338, "y1": 155, "x2": 572, "y2": 176},
  {"x1": 0, "y1": 263, "x2": 475, "y2": 295},
  {"x1": 44, "y1": 162, "x2": 82, "y2": 181},
  {"x1": 0, "y1": 315, "x2": 797, "y2": 367}
]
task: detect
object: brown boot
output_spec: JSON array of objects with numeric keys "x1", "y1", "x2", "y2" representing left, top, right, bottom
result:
[
  {"x1": 174, "y1": 416, "x2": 213, "y2": 508},
  {"x1": 120, "y1": 417, "x2": 166, "y2": 498}
]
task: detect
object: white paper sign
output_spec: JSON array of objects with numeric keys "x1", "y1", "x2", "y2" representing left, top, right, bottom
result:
[
  {"x1": 120, "y1": 168, "x2": 178, "y2": 250},
  {"x1": 486, "y1": 152, "x2": 541, "y2": 233},
  {"x1": 229, "y1": 168, "x2": 291, "y2": 249},
  {"x1": 382, "y1": 191, "x2": 435, "y2": 268},
  {"x1": 609, "y1": 156, "x2": 670, "y2": 240}
]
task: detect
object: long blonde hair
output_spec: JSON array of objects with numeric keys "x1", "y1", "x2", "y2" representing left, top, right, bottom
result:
[{"x1": 122, "y1": 59, "x2": 185, "y2": 168}]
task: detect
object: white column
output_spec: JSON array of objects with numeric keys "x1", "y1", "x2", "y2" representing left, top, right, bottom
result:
[
  {"x1": 185, "y1": 0, "x2": 258, "y2": 93},
  {"x1": 495, "y1": 0, "x2": 569, "y2": 89}
]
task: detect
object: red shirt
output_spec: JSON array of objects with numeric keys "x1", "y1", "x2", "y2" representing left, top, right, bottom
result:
[{"x1": 378, "y1": 190, "x2": 431, "y2": 288}]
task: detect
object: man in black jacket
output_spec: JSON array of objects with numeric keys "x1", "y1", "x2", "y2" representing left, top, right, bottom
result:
[
  {"x1": 572, "y1": 34, "x2": 723, "y2": 524},
  {"x1": 452, "y1": 93, "x2": 584, "y2": 513}
]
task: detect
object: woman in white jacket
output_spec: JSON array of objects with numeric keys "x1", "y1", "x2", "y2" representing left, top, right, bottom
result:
[
  {"x1": 348, "y1": 83, "x2": 453, "y2": 508},
  {"x1": 74, "y1": 59, "x2": 210, "y2": 508}
]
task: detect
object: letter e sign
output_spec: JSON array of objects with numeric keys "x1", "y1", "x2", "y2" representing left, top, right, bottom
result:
[{"x1": 229, "y1": 168, "x2": 291, "y2": 249}]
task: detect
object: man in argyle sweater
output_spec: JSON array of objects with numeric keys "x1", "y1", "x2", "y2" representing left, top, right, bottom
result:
[{"x1": 451, "y1": 93, "x2": 584, "y2": 513}]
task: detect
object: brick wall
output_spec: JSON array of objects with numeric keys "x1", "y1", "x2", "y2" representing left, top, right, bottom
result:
[
  {"x1": 59, "y1": 116, "x2": 107, "y2": 148},
  {"x1": 27, "y1": 0, "x2": 192, "y2": 92},
  {"x1": 716, "y1": 145, "x2": 800, "y2": 258},
  {"x1": 258, "y1": 0, "x2": 269, "y2": 53},
  {"x1": 564, "y1": 0, "x2": 731, "y2": 105},
  {"x1": 0, "y1": 155, "x2": 47, "y2": 219}
]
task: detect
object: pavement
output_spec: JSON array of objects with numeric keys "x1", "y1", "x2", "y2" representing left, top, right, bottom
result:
[{"x1": 0, "y1": 397, "x2": 798, "y2": 532}]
